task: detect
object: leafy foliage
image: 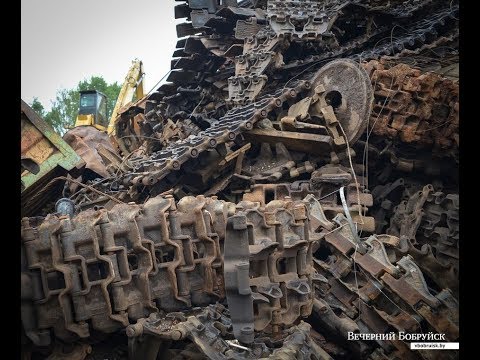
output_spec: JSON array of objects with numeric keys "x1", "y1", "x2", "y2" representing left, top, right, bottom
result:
[
  {"x1": 30, "y1": 97, "x2": 46, "y2": 117},
  {"x1": 29, "y1": 76, "x2": 121, "y2": 134}
]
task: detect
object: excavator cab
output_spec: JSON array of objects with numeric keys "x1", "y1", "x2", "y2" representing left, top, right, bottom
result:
[{"x1": 75, "y1": 90, "x2": 108, "y2": 131}]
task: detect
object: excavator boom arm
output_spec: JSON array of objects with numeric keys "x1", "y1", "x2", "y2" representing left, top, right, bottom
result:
[{"x1": 107, "y1": 59, "x2": 144, "y2": 135}]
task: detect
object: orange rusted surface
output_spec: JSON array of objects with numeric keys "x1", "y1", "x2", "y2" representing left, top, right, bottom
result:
[
  {"x1": 21, "y1": 113, "x2": 56, "y2": 168},
  {"x1": 21, "y1": 100, "x2": 84, "y2": 216},
  {"x1": 364, "y1": 60, "x2": 459, "y2": 149}
]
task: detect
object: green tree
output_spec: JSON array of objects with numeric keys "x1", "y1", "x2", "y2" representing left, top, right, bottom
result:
[
  {"x1": 30, "y1": 76, "x2": 121, "y2": 135},
  {"x1": 30, "y1": 97, "x2": 45, "y2": 117}
]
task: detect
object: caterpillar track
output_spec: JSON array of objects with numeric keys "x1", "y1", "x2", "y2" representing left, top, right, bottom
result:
[{"x1": 21, "y1": 0, "x2": 459, "y2": 359}]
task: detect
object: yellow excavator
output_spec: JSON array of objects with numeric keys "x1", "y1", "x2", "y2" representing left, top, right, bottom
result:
[
  {"x1": 73, "y1": 59, "x2": 145, "y2": 135},
  {"x1": 74, "y1": 90, "x2": 109, "y2": 131},
  {"x1": 62, "y1": 60, "x2": 145, "y2": 182}
]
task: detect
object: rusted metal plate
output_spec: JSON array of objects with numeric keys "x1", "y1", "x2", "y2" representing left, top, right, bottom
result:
[
  {"x1": 325, "y1": 232, "x2": 355, "y2": 257},
  {"x1": 63, "y1": 126, "x2": 117, "y2": 178},
  {"x1": 21, "y1": 100, "x2": 83, "y2": 190},
  {"x1": 21, "y1": 100, "x2": 84, "y2": 216},
  {"x1": 355, "y1": 253, "x2": 389, "y2": 278},
  {"x1": 244, "y1": 128, "x2": 332, "y2": 154},
  {"x1": 381, "y1": 273, "x2": 437, "y2": 308},
  {"x1": 417, "y1": 303, "x2": 459, "y2": 341}
]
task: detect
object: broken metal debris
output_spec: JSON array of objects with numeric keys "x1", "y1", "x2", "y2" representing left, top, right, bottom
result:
[
  {"x1": 21, "y1": 100, "x2": 84, "y2": 217},
  {"x1": 21, "y1": 0, "x2": 459, "y2": 359}
]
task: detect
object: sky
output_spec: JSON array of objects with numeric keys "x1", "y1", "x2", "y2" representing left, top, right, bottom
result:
[{"x1": 21, "y1": 0, "x2": 181, "y2": 111}]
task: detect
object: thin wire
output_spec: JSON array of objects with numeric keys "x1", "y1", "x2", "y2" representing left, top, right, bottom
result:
[
  {"x1": 65, "y1": 177, "x2": 125, "y2": 204},
  {"x1": 113, "y1": 151, "x2": 135, "y2": 178},
  {"x1": 362, "y1": 75, "x2": 396, "y2": 193},
  {"x1": 282, "y1": 58, "x2": 331, "y2": 92},
  {"x1": 67, "y1": 178, "x2": 114, "y2": 200},
  {"x1": 450, "y1": 0, "x2": 459, "y2": 20},
  {"x1": 352, "y1": 244, "x2": 362, "y2": 319},
  {"x1": 366, "y1": 67, "x2": 398, "y2": 139},
  {"x1": 118, "y1": 134, "x2": 163, "y2": 142},
  {"x1": 337, "y1": 121, "x2": 364, "y2": 226},
  {"x1": 324, "y1": 222, "x2": 424, "y2": 330},
  {"x1": 27, "y1": 176, "x2": 125, "y2": 206},
  {"x1": 357, "y1": 266, "x2": 424, "y2": 333},
  {"x1": 383, "y1": 49, "x2": 459, "y2": 77},
  {"x1": 415, "y1": 120, "x2": 454, "y2": 133},
  {"x1": 367, "y1": 22, "x2": 410, "y2": 60},
  {"x1": 319, "y1": 188, "x2": 341, "y2": 200},
  {"x1": 321, "y1": 222, "x2": 349, "y2": 237},
  {"x1": 146, "y1": 69, "x2": 173, "y2": 96},
  {"x1": 370, "y1": 36, "x2": 402, "y2": 55},
  {"x1": 188, "y1": 93, "x2": 207, "y2": 119},
  {"x1": 361, "y1": 73, "x2": 382, "y2": 198}
]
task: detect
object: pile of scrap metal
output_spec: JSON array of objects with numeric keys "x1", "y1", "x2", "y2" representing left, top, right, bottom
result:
[{"x1": 21, "y1": 0, "x2": 459, "y2": 359}]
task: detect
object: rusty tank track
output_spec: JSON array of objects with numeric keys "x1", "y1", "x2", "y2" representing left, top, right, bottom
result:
[
  {"x1": 387, "y1": 184, "x2": 459, "y2": 297},
  {"x1": 116, "y1": 2, "x2": 458, "y2": 199},
  {"x1": 313, "y1": 220, "x2": 459, "y2": 359},
  {"x1": 127, "y1": 304, "x2": 325, "y2": 360},
  {"x1": 81, "y1": 55, "x2": 459, "y2": 208},
  {"x1": 68, "y1": 80, "x2": 310, "y2": 207},
  {"x1": 134, "y1": 0, "x2": 458, "y2": 158},
  {"x1": 354, "y1": 0, "x2": 436, "y2": 18},
  {"x1": 22, "y1": 191, "x2": 459, "y2": 359},
  {"x1": 281, "y1": 3, "x2": 458, "y2": 74},
  {"x1": 97, "y1": 2, "x2": 458, "y2": 201},
  {"x1": 364, "y1": 60, "x2": 459, "y2": 151},
  {"x1": 21, "y1": 195, "x2": 318, "y2": 346},
  {"x1": 124, "y1": 81, "x2": 311, "y2": 199}
]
